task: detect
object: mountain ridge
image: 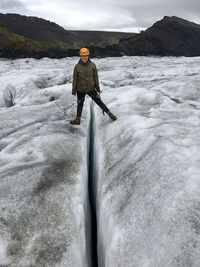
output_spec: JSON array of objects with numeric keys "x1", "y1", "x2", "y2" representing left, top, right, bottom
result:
[
  {"x1": 117, "y1": 15, "x2": 200, "y2": 56},
  {"x1": 1, "y1": 13, "x2": 200, "y2": 58},
  {"x1": 0, "y1": 12, "x2": 136, "y2": 50}
]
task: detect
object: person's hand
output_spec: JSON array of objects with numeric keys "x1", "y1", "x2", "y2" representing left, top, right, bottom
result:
[{"x1": 97, "y1": 90, "x2": 102, "y2": 96}]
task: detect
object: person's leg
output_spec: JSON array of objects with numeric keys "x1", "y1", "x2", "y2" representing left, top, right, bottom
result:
[
  {"x1": 77, "y1": 91, "x2": 86, "y2": 118},
  {"x1": 70, "y1": 91, "x2": 86, "y2": 125},
  {"x1": 87, "y1": 89, "x2": 110, "y2": 113}
]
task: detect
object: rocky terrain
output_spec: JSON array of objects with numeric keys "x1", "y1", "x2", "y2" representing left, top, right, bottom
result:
[
  {"x1": 0, "y1": 12, "x2": 135, "y2": 59},
  {"x1": 0, "y1": 14, "x2": 200, "y2": 58},
  {"x1": 118, "y1": 16, "x2": 200, "y2": 56}
]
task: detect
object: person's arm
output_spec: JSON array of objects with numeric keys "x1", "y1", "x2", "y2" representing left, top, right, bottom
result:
[
  {"x1": 72, "y1": 65, "x2": 78, "y2": 95},
  {"x1": 93, "y1": 64, "x2": 101, "y2": 92}
]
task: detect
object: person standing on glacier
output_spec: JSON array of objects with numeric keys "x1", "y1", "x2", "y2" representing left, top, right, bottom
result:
[{"x1": 70, "y1": 47, "x2": 117, "y2": 125}]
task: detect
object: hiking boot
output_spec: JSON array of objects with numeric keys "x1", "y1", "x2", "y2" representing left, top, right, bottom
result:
[
  {"x1": 70, "y1": 117, "x2": 81, "y2": 125},
  {"x1": 107, "y1": 112, "x2": 117, "y2": 121}
]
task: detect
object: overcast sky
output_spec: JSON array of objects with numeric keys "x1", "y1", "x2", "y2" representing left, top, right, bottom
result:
[{"x1": 1, "y1": 0, "x2": 200, "y2": 33}]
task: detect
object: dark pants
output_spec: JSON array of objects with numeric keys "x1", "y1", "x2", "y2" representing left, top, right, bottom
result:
[{"x1": 76, "y1": 89, "x2": 110, "y2": 118}]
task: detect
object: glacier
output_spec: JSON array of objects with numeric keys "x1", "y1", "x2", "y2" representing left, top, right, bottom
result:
[{"x1": 0, "y1": 56, "x2": 200, "y2": 267}]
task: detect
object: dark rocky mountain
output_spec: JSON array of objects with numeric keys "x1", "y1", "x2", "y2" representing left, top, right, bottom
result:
[
  {"x1": 117, "y1": 16, "x2": 200, "y2": 56},
  {"x1": 0, "y1": 12, "x2": 136, "y2": 58},
  {"x1": 1, "y1": 14, "x2": 200, "y2": 58}
]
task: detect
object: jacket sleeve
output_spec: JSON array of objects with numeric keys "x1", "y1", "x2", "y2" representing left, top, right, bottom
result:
[
  {"x1": 93, "y1": 64, "x2": 100, "y2": 92},
  {"x1": 72, "y1": 65, "x2": 78, "y2": 94}
]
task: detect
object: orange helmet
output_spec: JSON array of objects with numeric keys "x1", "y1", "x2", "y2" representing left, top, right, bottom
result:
[{"x1": 79, "y1": 48, "x2": 90, "y2": 56}]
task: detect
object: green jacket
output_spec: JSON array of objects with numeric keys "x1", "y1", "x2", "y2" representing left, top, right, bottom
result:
[{"x1": 72, "y1": 58, "x2": 100, "y2": 94}]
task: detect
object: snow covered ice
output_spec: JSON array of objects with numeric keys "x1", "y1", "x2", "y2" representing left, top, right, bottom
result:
[
  {"x1": 0, "y1": 56, "x2": 200, "y2": 267},
  {"x1": 0, "y1": 57, "x2": 92, "y2": 267}
]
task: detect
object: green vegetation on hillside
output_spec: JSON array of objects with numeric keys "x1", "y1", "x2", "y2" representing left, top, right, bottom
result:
[{"x1": 0, "y1": 26, "x2": 49, "y2": 51}]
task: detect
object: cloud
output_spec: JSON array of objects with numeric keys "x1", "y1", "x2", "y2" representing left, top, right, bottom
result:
[
  {"x1": 0, "y1": 0, "x2": 27, "y2": 10},
  {"x1": 1, "y1": 0, "x2": 200, "y2": 32},
  {"x1": 127, "y1": 0, "x2": 200, "y2": 28}
]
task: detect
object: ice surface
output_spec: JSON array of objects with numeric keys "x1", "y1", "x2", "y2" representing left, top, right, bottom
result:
[
  {"x1": 0, "y1": 57, "x2": 92, "y2": 267},
  {"x1": 0, "y1": 56, "x2": 200, "y2": 267},
  {"x1": 93, "y1": 56, "x2": 200, "y2": 267}
]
